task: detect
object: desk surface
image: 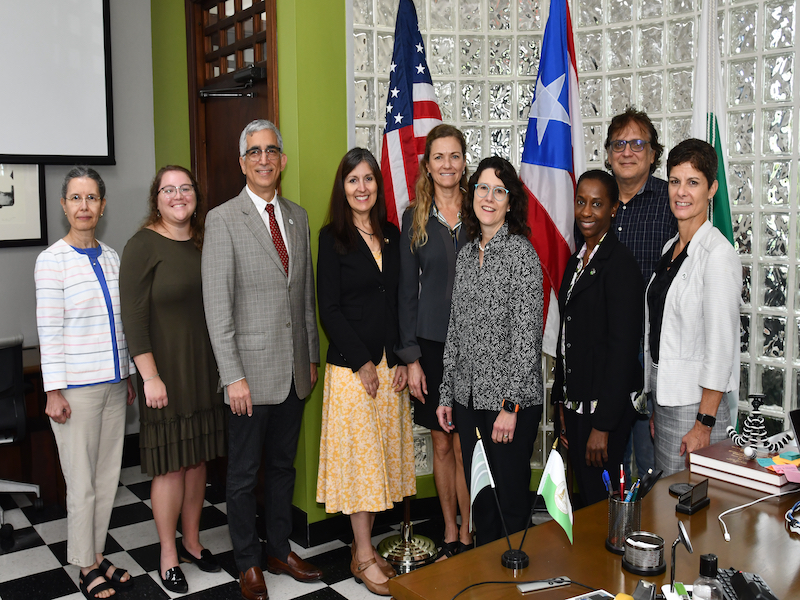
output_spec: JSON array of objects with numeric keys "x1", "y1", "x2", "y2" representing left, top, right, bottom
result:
[{"x1": 390, "y1": 471, "x2": 800, "y2": 600}]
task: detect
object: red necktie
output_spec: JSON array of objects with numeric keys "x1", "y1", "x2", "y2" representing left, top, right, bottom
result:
[{"x1": 265, "y1": 203, "x2": 289, "y2": 275}]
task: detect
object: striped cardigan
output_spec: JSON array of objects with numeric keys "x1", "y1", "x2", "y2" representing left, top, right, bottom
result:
[{"x1": 35, "y1": 239, "x2": 134, "y2": 391}]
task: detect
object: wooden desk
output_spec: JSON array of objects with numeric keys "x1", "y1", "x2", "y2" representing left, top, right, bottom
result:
[{"x1": 390, "y1": 471, "x2": 800, "y2": 599}]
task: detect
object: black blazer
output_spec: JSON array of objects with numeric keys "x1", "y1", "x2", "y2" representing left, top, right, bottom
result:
[
  {"x1": 317, "y1": 223, "x2": 402, "y2": 371},
  {"x1": 552, "y1": 232, "x2": 643, "y2": 432}
]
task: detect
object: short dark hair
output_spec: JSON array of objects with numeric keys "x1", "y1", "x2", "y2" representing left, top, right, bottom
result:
[
  {"x1": 666, "y1": 138, "x2": 718, "y2": 186},
  {"x1": 462, "y1": 156, "x2": 530, "y2": 241},
  {"x1": 577, "y1": 170, "x2": 620, "y2": 206},
  {"x1": 604, "y1": 107, "x2": 663, "y2": 174},
  {"x1": 324, "y1": 147, "x2": 387, "y2": 254}
]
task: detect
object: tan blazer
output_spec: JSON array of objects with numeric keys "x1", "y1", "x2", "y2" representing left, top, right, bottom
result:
[{"x1": 202, "y1": 188, "x2": 320, "y2": 405}]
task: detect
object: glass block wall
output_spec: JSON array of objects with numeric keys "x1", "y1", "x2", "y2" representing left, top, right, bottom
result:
[{"x1": 350, "y1": 0, "x2": 799, "y2": 440}]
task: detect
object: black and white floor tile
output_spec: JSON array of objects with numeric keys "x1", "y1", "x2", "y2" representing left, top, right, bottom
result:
[{"x1": 0, "y1": 463, "x2": 452, "y2": 600}]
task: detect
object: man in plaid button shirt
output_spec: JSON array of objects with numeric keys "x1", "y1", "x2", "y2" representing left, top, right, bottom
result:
[{"x1": 604, "y1": 108, "x2": 677, "y2": 479}]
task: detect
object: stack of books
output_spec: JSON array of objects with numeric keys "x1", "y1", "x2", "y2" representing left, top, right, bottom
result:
[{"x1": 689, "y1": 439, "x2": 800, "y2": 495}]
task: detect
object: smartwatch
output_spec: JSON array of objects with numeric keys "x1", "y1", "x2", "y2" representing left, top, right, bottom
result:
[
  {"x1": 696, "y1": 412, "x2": 716, "y2": 427},
  {"x1": 501, "y1": 399, "x2": 519, "y2": 413}
]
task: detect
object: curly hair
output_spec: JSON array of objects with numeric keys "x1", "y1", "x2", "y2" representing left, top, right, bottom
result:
[
  {"x1": 409, "y1": 124, "x2": 469, "y2": 249},
  {"x1": 604, "y1": 107, "x2": 663, "y2": 174},
  {"x1": 461, "y1": 156, "x2": 530, "y2": 242},
  {"x1": 324, "y1": 148, "x2": 387, "y2": 254},
  {"x1": 141, "y1": 165, "x2": 206, "y2": 251}
]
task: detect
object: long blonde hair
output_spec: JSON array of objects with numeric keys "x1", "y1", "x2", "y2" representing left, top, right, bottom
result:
[{"x1": 409, "y1": 125, "x2": 468, "y2": 250}]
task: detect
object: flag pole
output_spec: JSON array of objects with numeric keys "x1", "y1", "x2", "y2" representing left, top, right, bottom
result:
[
  {"x1": 475, "y1": 429, "x2": 530, "y2": 569},
  {"x1": 518, "y1": 438, "x2": 559, "y2": 550}
]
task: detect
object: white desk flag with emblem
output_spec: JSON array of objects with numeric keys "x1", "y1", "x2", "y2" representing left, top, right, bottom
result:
[{"x1": 536, "y1": 445, "x2": 573, "y2": 544}]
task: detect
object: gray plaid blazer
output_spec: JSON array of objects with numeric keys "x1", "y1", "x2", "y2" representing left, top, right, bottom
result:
[{"x1": 202, "y1": 188, "x2": 320, "y2": 405}]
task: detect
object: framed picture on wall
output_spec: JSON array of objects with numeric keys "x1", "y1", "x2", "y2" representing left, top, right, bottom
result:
[{"x1": 0, "y1": 164, "x2": 47, "y2": 248}]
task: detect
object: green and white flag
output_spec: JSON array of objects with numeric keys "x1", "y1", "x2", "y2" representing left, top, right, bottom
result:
[
  {"x1": 469, "y1": 437, "x2": 495, "y2": 532},
  {"x1": 691, "y1": 0, "x2": 734, "y2": 244},
  {"x1": 536, "y1": 446, "x2": 573, "y2": 544}
]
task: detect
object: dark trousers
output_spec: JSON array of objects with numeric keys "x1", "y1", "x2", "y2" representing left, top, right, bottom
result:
[
  {"x1": 454, "y1": 401, "x2": 542, "y2": 546},
  {"x1": 227, "y1": 382, "x2": 305, "y2": 574},
  {"x1": 563, "y1": 407, "x2": 634, "y2": 507}
]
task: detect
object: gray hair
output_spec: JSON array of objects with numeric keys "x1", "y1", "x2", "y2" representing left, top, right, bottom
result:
[
  {"x1": 238, "y1": 119, "x2": 283, "y2": 156},
  {"x1": 61, "y1": 166, "x2": 106, "y2": 199}
]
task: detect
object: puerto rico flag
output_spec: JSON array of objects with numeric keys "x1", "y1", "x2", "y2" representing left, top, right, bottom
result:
[
  {"x1": 380, "y1": 0, "x2": 442, "y2": 227},
  {"x1": 519, "y1": 0, "x2": 585, "y2": 357}
]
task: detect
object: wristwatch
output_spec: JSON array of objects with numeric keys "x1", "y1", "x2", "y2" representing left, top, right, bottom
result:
[
  {"x1": 696, "y1": 412, "x2": 716, "y2": 427},
  {"x1": 501, "y1": 399, "x2": 519, "y2": 413}
]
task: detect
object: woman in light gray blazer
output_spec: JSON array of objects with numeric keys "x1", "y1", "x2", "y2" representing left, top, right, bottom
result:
[{"x1": 645, "y1": 138, "x2": 741, "y2": 476}]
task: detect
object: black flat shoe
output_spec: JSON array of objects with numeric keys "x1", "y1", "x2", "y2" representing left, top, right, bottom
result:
[
  {"x1": 160, "y1": 566, "x2": 188, "y2": 594},
  {"x1": 178, "y1": 540, "x2": 221, "y2": 573}
]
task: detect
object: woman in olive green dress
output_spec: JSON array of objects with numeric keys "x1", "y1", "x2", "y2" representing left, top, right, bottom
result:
[{"x1": 120, "y1": 166, "x2": 226, "y2": 594}]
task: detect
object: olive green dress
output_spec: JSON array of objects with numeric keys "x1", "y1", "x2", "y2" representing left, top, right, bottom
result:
[{"x1": 120, "y1": 229, "x2": 226, "y2": 477}]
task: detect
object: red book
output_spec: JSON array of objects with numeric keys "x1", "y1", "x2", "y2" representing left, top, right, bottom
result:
[{"x1": 689, "y1": 439, "x2": 800, "y2": 495}]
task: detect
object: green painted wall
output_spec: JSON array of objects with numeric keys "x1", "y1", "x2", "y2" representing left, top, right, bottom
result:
[
  {"x1": 150, "y1": 0, "x2": 191, "y2": 169},
  {"x1": 150, "y1": 0, "x2": 436, "y2": 527}
]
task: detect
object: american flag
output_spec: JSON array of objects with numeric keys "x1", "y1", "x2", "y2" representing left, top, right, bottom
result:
[
  {"x1": 519, "y1": 0, "x2": 585, "y2": 357},
  {"x1": 380, "y1": 0, "x2": 442, "y2": 227}
]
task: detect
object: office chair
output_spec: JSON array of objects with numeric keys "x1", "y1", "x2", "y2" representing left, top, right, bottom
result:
[{"x1": 0, "y1": 334, "x2": 41, "y2": 539}]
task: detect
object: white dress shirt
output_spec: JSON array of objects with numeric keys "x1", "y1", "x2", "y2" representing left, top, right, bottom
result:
[{"x1": 245, "y1": 186, "x2": 290, "y2": 255}]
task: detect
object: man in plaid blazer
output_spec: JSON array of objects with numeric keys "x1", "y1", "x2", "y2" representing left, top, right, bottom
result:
[{"x1": 202, "y1": 119, "x2": 321, "y2": 600}]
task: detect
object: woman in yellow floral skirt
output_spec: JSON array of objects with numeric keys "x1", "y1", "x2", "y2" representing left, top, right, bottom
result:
[{"x1": 316, "y1": 148, "x2": 415, "y2": 597}]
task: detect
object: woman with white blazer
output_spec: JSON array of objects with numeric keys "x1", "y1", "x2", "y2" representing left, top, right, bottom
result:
[{"x1": 644, "y1": 139, "x2": 741, "y2": 476}]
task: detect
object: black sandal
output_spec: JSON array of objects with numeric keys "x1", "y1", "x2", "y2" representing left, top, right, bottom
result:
[
  {"x1": 99, "y1": 558, "x2": 134, "y2": 589},
  {"x1": 439, "y1": 540, "x2": 460, "y2": 559},
  {"x1": 79, "y1": 568, "x2": 115, "y2": 599}
]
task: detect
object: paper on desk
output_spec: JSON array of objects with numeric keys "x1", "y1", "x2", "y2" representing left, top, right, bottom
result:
[
  {"x1": 770, "y1": 464, "x2": 800, "y2": 483},
  {"x1": 780, "y1": 450, "x2": 800, "y2": 460}
]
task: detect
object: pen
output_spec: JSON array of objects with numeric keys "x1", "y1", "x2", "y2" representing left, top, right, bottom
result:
[
  {"x1": 602, "y1": 470, "x2": 611, "y2": 496},
  {"x1": 619, "y1": 464, "x2": 625, "y2": 498},
  {"x1": 625, "y1": 480, "x2": 640, "y2": 502}
]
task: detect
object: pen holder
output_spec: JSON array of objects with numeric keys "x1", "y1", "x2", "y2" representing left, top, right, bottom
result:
[{"x1": 606, "y1": 494, "x2": 641, "y2": 554}]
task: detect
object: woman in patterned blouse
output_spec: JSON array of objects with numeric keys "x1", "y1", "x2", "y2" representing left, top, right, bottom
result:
[{"x1": 436, "y1": 156, "x2": 544, "y2": 546}]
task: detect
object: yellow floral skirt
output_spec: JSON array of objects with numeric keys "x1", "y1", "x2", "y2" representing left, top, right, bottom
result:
[{"x1": 316, "y1": 355, "x2": 416, "y2": 514}]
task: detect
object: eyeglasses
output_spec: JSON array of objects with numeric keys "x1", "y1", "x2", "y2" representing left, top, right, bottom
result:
[
  {"x1": 66, "y1": 194, "x2": 102, "y2": 205},
  {"x1": 609, "y1": 139, "x2": 650, "y2": 153},
  {"x1": 474, "y1": 183, "x2": 509, "y2": 202},
  {"x1": 158, "y1": 185, "x2": 195, "y2": 198},
  {"x1": 243, "y1": 145, "x2": 282, "y2": 162}
]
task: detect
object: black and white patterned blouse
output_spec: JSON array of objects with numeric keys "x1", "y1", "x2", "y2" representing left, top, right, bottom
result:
[{"x1": 439, "y1": 222, "x2": 544, "y2": 411}]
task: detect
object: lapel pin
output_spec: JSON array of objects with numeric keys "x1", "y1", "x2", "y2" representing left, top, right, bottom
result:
[
  {"x1": 590, "y1": 268, "x2": 596, "y2": 275},
  {"x1": 289, "y1": 218, "x2": 294, "y2": 225},
  {"x1": 384, "y1": 238, "x2": 389, "y2": 244}
]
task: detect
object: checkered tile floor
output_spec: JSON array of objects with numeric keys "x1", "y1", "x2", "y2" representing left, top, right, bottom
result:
[{"x1": 0, "y1": 463, "x2": 451, "y2": 600}]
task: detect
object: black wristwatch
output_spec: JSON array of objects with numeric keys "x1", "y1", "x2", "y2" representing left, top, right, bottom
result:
[
  {"x1": 696, "y1": 412, "x2": 716, "y2": 428},
  {"x1": 501, "y1": 399, "x2": 519, "y2": 413}
]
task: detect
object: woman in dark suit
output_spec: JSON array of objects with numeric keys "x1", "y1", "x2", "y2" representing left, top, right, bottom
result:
[
  {"x1": 553, "y1": 170, "x2": 643, "y2": 506},
  {"x1": 316, "y1": 148, "x2": 415, "y2": 596},
  {"x1": 397, "y1": 124, "x2": 471, "y2": 556}
]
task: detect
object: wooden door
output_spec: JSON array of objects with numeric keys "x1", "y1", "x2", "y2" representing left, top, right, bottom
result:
[{"x1": 186, "y1": 0, "x2": 279, "y2": 210}]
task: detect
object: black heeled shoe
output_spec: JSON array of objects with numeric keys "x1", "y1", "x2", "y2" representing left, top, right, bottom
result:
[
  {"x1": 160, "y1": 566, "x2": 188, "y2": 594},
  {"x1": 178, "y1": 540, "x2": 221, "y2": 573}
]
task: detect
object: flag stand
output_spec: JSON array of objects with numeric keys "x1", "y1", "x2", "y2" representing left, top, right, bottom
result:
[{"x1": 376, "y1": 496, "x2": 438, "y2": 574}]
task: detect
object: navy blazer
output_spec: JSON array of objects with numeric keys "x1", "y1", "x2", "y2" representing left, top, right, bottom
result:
[
  {"x1": 317, "y1": 223, "x2": 402, "y2": 372},
  {"x1": 552, "y1": 231, "x2": 643, "y2": 432}
]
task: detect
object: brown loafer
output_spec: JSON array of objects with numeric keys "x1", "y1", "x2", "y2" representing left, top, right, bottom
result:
[
  {"x1": 240, "y1": 566, "x2": 268, "y2": 600},
  {"x1": 265, "y1": 551, "x2": 322, "y2": 582}
]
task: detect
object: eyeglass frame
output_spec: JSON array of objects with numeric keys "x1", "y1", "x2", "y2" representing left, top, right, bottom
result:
[
  {"x1": 242, "y1": 145, "x2": 282, "y2": 162},
  {"x1": 608, "y1": 139, "x2": 651, "y2": 153},
  {"x1": 158, "y1": 184, "x2": 196, "y2": 197},
  {"x1": 65, "y1": 194, "x2": 103, "y2": 205},
  {"x1": 474, "y1": 183, "x2": 509, "y2": 201}
]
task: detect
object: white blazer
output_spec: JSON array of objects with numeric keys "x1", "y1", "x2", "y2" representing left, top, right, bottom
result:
[{"x1": 644, "y1": 220, "x2": 741, "y2": 407}]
